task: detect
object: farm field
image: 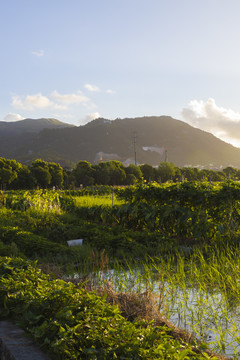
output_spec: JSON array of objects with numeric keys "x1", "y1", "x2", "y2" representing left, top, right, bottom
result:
[{"x1": 0, "y1": 182, "x2": 240, "y2": 359}]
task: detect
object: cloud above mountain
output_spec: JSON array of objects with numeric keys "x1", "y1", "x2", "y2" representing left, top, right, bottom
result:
[
  {"x1": 11, "y1": 90, "x2": 94, "y2": 113},
  {"x1": 3, "y1": 113, "x2": 25, "y2": 122},
  {"x1": 9, "y1": 85, "x2": 113, "y2": 125},
  {"x1": 84, "y1": 112, "x2": 101, "y2": 122},
  {"x1": 181, "y1": 98, "x2": 240, "y2": 147},
  {"x1": 12, "y1": 93, "x2": 66, "y2": 111},
  {"x1": 51, "y1": 90, "x2": 90, "y2": 104}
]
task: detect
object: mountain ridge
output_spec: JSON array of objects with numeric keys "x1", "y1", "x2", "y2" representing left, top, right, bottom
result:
[
  {"x1": 1, "y1": 116, "x2": 240, "y2": 169},
  {"x1": 0, "y1": 118, "x2": 75, "y2": 135}
]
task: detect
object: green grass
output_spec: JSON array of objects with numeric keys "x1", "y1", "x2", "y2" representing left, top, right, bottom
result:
[
  {"x1": 94, "y1": 247, "x2": 240, "y2": 358},
  {"x1": 73, "y1": 194, "x2": 124, "y2": 207}
]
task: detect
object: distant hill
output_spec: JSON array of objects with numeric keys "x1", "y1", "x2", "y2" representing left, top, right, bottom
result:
[
  {"x1": 0, "y1": 118, "x2": 74, "y2": 135},
  {"x1": 1, "y1": 116, "x2": 240, "y2": 169},
  {"x1": 0, "y1": 118, "x2": 75, "y2": 162}
]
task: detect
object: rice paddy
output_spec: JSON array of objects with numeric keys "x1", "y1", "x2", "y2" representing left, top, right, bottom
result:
[{"x1": 84, "y1": 246, "x2": 240, "y2": 359}]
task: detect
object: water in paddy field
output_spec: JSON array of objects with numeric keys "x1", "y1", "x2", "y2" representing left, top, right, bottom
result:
[
  {"x1": 77, "y1": 267, "x2": 240, "y2": 359},
  {"x1": 164, "y1": 284, "x2": 240, "y2": 358}
]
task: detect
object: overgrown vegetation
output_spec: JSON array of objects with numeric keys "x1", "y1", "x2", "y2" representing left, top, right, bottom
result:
[
  {"x1": 1, "y1": 182, "x2": 240, "y2": 358},
  {"x1": 0, "y1": 257, "x2": 219, "y2": 359}
]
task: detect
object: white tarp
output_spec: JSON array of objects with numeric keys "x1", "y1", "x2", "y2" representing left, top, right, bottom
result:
[{"x1": 67, "y1": 239, "x2": 83, "y2": 246}]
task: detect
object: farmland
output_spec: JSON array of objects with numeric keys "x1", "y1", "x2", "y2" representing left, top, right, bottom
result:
[{"x1": 0, "y1": 182, "x2": 240, "y2": 358}]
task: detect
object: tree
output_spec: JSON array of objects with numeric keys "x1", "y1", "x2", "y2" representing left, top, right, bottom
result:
[
  {"x1": 30, "y1": 159, "x2": 51, "y2": 188},
  {"x1": 9, "y1": 165, "x2": 35, "y2": 189},
  {"x1": 93, "y1": 161, "x2": 126, "y2": 185},
  {"x1": 93, "y1": 162, "x2": 111, "y2": 185},
  {"x1": 181, "y1": 167, "x2": 200, "y2": 181},
  {"x1": 0, "y1": 158, "x2": 18, "y2": 189},
  {"x1": 140, "y1": 164, "x2": 156, "y2": 182},
  {"x1": 222, "y1": 166, "x2": 238, "y2": 180},
  {"x1": 201, "y1": 169, "x2": 226, "y2": 182},
  {"x1": 157, "y1": 162, "x2": 179, "y2": 183},
  {"x1": 125, "y1": 164, "x2": 142, "y2": 184},
  {"x1": 108, "y1": 161, "x2": 126, "y2": 185},
  {"x1": 72, "y1": 161, "x2": 95, "y2": 187},
  {"x1": 48, "y1": 162, "x2": 64, "y2": 188},
  {"x1": 63, "y1": 169, "x2": 75, "y2": 189}
]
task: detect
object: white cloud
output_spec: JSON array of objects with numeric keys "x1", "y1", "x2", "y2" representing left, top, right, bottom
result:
[
  {"x1": 32, "y1": 50, "x2": 44, "y2": 57},
  {"x1": 78, "y1": 112, "x2": 101, "y2": 125},
  {"x1": 51, "y1": 90, "x2": 89, "y2": 104},
  {"x1": 85, "y1": 112, "x2": 101, "y2": 122},
  {"x1": 12, "y1": 94, "x2": 66, "y2": 111},
  {"x1": 84, "y1": 84, "x2": 100, "y2": 92},
  {"x1": 3, "y1": 113, "x2": 25, "y2": 122},
  {"x1": 181, "y1": 98, "x2": 240, "y2": 147},
  {"x1": 11, "y1": 90, "x2": 96, "y2": 121},
  {"x1": 106, "y1": 89, "x2": 115, "y2": 94}
]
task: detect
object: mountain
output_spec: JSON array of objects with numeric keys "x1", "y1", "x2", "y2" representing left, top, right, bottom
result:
[
  {"x1": 0, "y1": 118, "x2": 75, "y2": 161},
  {"x1": 0, "y1": 118, "x2": 75, "y2": 136},
  {"x1": 1, "y1": 116, "x2": 240, "y2": 169}
]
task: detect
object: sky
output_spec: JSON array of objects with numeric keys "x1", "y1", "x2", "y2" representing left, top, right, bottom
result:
[{"x1": 2, "y1": 0, "x2": 240, "y2": 146}]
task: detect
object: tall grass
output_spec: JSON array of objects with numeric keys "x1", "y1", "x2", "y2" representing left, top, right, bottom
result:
[{"x1": 79, "y1": 247, "x2": 240, "y2": 358}]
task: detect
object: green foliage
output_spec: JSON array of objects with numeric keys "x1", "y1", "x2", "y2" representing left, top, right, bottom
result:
[
  {"x1": 140, "y1": 164, "x2": 157, "y2": 182},
  {"x1": 61, "y1": 185, "x2": 117, "y2": 196},
  {"x1": 0, "y1": 157, "x2": 19, "y2": 188},
  {"x1": 0, "y1": 226, "x2": 68, "y2": 258},
  {"x1": 115, "y1": 181, "x2": 240, "y2": 244},
  {"x1": 0, "y1": 190, "x2": 4, "y2": 207},
  {"x1": 9, "y1": 165, "x2": 35, "y2": 189},
  {"x1": 5, "y1": 190, "x2": 61, "y2": 212},
  {"x1": 71, "y1": 161, "x2": 95, "y2": 187},
  {"x1": 125, "y1": 164, "x2": 143, "y2": 185},
  {"x1": 0, "y1": 241, "x2": 22, "y2": 257},
  {"x1": 0, "y1": 185, "x2": 239, "y2": 357},
  {"x1": 157, "y1": 162, "x2": 180, "y2": 182},
  {"x1": 3, "y1": 181, "x2": 240, "y2": 262},
  {"x1": 0, "y1": 257, "x2": 216, "y2": 359},
  {"x1": 93, "y1": 160, "x2": 127, "y2": 186},
  {"x1": 31, "y1": 159, "x2": 52, "y2": 188},
  {"x1": 0, "y1": 155, "x2": 236, "y2": 189},
  {"x1": 48, "y1": 162, "x2": 64, "y2": 188}
]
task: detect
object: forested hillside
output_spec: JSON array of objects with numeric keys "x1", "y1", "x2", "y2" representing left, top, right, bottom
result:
[{"x1": 1, "y1": 116, "x2": 240, "y2": 168}]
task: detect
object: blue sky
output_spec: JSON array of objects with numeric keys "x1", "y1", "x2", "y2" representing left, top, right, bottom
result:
[{"x1": 2, "y1": 0, "x2": 240, "y2": 146}]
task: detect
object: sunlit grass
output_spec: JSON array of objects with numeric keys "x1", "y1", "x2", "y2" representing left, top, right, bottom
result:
[{"x1": 73, "y1": 194, "x2": 124, "y2": 207}]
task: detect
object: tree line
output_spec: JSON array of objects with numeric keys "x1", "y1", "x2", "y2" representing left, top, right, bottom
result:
[{"x1": 0, "y1": 157, "x2": 239, "y2": 190}]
